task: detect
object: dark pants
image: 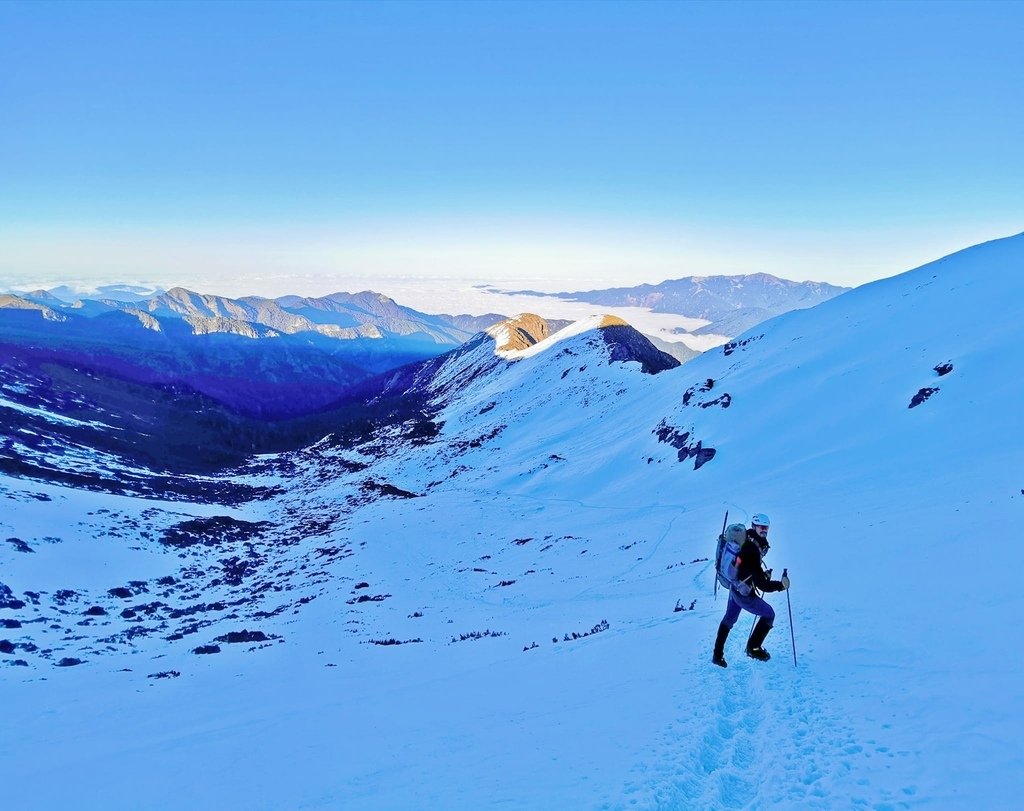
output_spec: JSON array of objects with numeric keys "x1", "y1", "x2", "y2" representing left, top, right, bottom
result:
[{"x1": 721, "y1": 588, "x2": 775, "y2": 629}]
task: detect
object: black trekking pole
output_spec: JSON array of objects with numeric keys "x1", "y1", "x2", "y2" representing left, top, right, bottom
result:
[{"x1": 784, "y1": 568, "x2": 797, "y2": 667}]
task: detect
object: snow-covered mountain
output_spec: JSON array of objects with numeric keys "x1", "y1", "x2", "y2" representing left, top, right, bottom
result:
[{"x1": 2, "y1": 233, "x2": 1022, "y2": 808}]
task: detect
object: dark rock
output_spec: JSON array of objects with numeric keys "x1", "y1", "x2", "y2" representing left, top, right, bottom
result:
[
  {"x1": 215, "y1": 630, "x2": 272, "y2": 644},
  {"x1": 361, "y1": 480, "x2": 420, "y2": 499},
  {"x1": 934, "y1": 361, "x2": 953, "y2": 376},
  {"x1": 6, "y1": 537, "x2": 34, "y2": 553},
  {"x1": 220, "y1": 556, "x2": 256, "y2": 586},
  {"x1": 83, "y1": 606, "x2": 107, "y2": 616},
  {"x1": 599, "y1": 323, "x2": 679, "y2": 374},
  {"x1": 654, "y1": 421, "x2": 716, "y2": 469},
  {"x1": 909, "y1": 387, "x2": 939, "y2": 408},
  {"x1": 0, "y1": 639, "x2": 15, "y2": 654},
  {"x1": 699, "y1": 394, "x2": 731, "y2": 409},
  {"x1": 682, "y1": 379, "x2": 715, "y2": 405},
  {"x1": 167, "y1": 601, "x2": 226, "y2": 619},
  {"x1": 0, "y1": 619, "x2": 21, "y2": 629},
  {"x1": 120, "y1": 609, "x2": 137, "y2": 619},
  {"x1": 161, "y1": 515, "x2": 272, "y2": 549},
  {"x1": 348, "y1": 593, "x2": 391, "y2": 604},
  {"x1": 12, "y1": 659, "x2": 28, "y2": 667},
  {"x1": 0, "y1": 583, "x2": 27, "y2": 610},
  {"x1": 722, "y1": 334, "x2": 763, "y2": 356},
  {"x1": 694, "y1": 447, "x2": 717, "y2": 470},
  {"x1": 192, "y1": 645, "x2": 221, "y2": 655},
  {"x1": 56, "y1": 657, "x2": 83, "y2": 667},
  {"x1": 148, "y1": 670, "x2": 181, "y2": 679},
  {"x1": 107, "y1": 587, "x2": 133, "y2": 599}
]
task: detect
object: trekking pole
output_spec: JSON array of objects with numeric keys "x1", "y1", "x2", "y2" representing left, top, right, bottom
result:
[
  {"x1": 714, "y1": 510, "x2": 728, "y2": 598},
  {"x1": 784, "y1": 568, "x2": 797, "y2": 667}
]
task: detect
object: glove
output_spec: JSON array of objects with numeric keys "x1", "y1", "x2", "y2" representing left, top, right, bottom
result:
[{"x1": 781, "y1": 574, "x2": 790, "y2": 590}]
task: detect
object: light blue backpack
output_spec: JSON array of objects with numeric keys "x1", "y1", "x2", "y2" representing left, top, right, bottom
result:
[{"x1": 715, "y1": 523, "x2": 752, "y2": 596}]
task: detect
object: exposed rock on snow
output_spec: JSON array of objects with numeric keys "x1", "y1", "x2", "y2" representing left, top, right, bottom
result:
[{"x1": 909, "y1": 387, "x2": 940, "y2": 408}]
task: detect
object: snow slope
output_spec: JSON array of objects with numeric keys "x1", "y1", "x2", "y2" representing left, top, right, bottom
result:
[{"x1": 2, "y1": 233, "x2": 1023, "y2": 809}]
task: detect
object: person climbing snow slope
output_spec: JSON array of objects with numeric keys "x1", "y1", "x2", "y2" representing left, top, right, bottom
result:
[{"x1": 712, "y1": 512, "x2": 790, "y2": 668}]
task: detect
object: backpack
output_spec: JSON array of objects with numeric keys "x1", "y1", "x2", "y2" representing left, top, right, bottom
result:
[{"x1": 715, "y1": 523, "x2": 753, "y2": 597}]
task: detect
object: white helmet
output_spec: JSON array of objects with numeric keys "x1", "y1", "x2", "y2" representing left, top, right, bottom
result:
[{"x1": 751, "y1": 513, "x2": 770, "y2": 528}]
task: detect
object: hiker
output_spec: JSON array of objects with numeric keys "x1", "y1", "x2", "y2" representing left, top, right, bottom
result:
[{"x1": 712, "y1": 512, "x2": 790, "y2": 667}]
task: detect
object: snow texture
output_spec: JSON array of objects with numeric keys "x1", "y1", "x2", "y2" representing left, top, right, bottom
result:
[{"x1": 2, "y1": 233, "x2": 1023, "y2": 809}]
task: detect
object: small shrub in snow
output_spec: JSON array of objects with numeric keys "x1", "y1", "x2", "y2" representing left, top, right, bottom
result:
[
  {"x1": 450, "y1": 629, "x2": 506, "y2": 644},
  {"x1": 552, "y1": 620, "x2": 609, "y2": 643},
  {"x1": 368, "y1": 638, "x2": 422, "y2": 646},
  {"x1": 347, "y1": 593, "x2": 391, "y2": 605},
  {"x1": 665, "y1": 557, "x2": 709, "y2": 571}
]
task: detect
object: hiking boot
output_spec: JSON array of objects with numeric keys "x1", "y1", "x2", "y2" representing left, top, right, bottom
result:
[
  {"x1": 712, "y1": 623, "x2": 730, "y2": 669},
  {"x1": 746, "y1": 646, "x2": 771, "y2": 662},
  {"x1": 746, "y1": 618, "x2": 773, "y2": 662}
]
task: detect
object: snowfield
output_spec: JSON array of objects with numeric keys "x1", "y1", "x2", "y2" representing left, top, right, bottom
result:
[{"x1": 2, "y1": 233, "x2": 1023, "y2": 809}]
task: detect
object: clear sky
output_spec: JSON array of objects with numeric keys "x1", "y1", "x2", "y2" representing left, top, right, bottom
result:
[{"x1": 1, "y1": 0, "x2": 1022, "y2": 296}]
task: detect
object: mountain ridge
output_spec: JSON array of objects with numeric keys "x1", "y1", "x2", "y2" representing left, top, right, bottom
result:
[{"x1": 494, "y1": 271, "x2": 850, "y2": 337}]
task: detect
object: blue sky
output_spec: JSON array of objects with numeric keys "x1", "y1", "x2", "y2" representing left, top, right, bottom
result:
[{"x1": 1, "y1": 0, "x2": 1022, "y2": 294}]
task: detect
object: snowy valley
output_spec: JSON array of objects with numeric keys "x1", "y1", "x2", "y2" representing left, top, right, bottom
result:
[{"x1": 2, "y1": 234, "x2": 1023, "y2": 809}]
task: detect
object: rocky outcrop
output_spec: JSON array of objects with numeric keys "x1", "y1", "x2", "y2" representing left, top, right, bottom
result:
[
  {"x1": 598, "y1": 321, "x2": 680, "y2": 374},
  {"x1": 486, "y1": 313, "x2": 553, "y2": 351}
]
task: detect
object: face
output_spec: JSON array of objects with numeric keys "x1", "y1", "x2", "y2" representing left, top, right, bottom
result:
[{"x1": 753, "y1": 524, "x2": 769, "y2": 536}]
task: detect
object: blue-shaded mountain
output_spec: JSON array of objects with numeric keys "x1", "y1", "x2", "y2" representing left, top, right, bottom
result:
[
  {"x1": 0, "y1": 288, "x2": 511, "y2": 419},
  {"x1": 498, "y1": 273, "x2": 850, "y2": 337},
  {"x1": 92, "y1": 287, "x2": 502, "y2": 345}
]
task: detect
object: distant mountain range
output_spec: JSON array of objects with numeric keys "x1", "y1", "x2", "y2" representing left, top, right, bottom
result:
[
  {"x1": 492, "y1": 272, "x2": 850, "y2": 336},
  {"x1": 9, "y1": 286, "x2": 506, "y2": 345},
  {"x1": 0, "y1": 287, "x2": 514, "y2": 419},
  {"x1": 0, "y1": 273, "x2": 840, "y2": 423}
]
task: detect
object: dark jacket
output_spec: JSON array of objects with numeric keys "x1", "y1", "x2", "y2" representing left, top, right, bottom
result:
[{"x1": 736, "y1": 528, "x2": 784, "y2": 594}]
